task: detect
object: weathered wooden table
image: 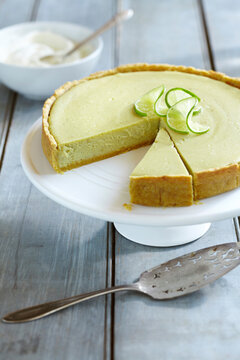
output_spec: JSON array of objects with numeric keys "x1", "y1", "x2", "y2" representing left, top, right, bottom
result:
[{"x1": 1, "y1": 0, "x2": 240, "y2": 359}]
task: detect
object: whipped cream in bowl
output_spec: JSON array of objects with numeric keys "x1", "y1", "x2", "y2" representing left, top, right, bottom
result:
[
  {"x1": 0, "y1": 22, "x2": 103, "y2": 99},
  {"x1": 4, "y1": 30, "x2": 92, "y2": 67}
]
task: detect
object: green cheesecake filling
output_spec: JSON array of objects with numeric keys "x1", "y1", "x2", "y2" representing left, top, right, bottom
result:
[
  {"x1": 131, "y1": 128, "x2": 189, "y2": 177},
  {"x1": 163, "y1": 77, "x2": 240, "y2": 173},
  {"x1": 48, "y1": 70, "x2": 240, "y2": 176},
  {"x1": 130, "y1": 128, "x2": 193, "y2": 206},
  {"x1": 49, "y1": 72, "x2": 164, "y2": 144}
]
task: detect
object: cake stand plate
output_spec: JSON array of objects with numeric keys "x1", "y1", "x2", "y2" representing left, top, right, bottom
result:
[{"x1": 21, "y1": 119, "x2": 240, "y2": 247}]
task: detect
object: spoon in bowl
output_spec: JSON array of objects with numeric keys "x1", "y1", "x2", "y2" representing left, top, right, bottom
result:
[
  {"x1": 2, "y1": 242, "x2": 240, "y2": 323},
  {"x1": 41, "y1": 9, "x2": 134, "y2": 65}
]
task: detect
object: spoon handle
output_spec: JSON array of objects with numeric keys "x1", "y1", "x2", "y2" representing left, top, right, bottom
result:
[
  {"x1": 2, "y1": 284, "x2": 139, "y2": 323},
  {"x1": 65, "y1": 9, "x2": 134, "y2": 58}
]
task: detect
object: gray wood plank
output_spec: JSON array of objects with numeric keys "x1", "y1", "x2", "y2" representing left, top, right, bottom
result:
[
  {"x1": 0, "y1": 0, "x2": 36, "y2": 164},
  {"x1": 0, "y1": 0, "x2": 115, "y2": 359},
  {"x1": 0, "y1": 72, "x2": 108, "y2": 360},
  {"x1": 0, "y1": 0, "x2": 36, "y2": 28},
  {"x1": 114, "y1": 221, "x2": 240, "y2": 360},
  {"x1": 202, "y1": 0, "x2": 240, "y2": 231},
  {"x1": 203, "y1": 0, "x2": 240, "y2": 77},
  {"x1": 113, "y1": 0, "x2": 240, "y2": 359},
  {"x1": 0, "y1": 92, "x2": 15, "y2": 168},
  {"x1": 104, "y1": 223, "x2": 114, "y2": 360},
  {"x1": 118, "y1": 0, "x2": 211, "y2": 69}
]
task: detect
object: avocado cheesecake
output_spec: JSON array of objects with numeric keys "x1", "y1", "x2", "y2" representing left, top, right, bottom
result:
[{"x1": 42, "y1": 63, "x2": 240, "y2": 206}]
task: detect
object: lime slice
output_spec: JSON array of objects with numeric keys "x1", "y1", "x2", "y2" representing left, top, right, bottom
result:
[
  {"x1": 134, "y1": 85, "x2": 164, "y2": 116},
  {"x1": 166, "y1": 97, "x2": 197, "y2": 134},
  {"x1": 154, "y1": 91, "x2": 168, "y2": 117},
  {"x1": 165, "y1": 87, "x2": 201, "y2": 116},
  {"x1": 187, "y1": 111, "x2": 210, "y2": 134},
  {"x1": 165, "y1": 87, "x2": 200, "y2": 107}
]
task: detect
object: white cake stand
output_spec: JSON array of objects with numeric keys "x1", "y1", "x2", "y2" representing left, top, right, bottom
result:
[{"x1": 21, "y1": 119, "x2": 240, "y2": 247}]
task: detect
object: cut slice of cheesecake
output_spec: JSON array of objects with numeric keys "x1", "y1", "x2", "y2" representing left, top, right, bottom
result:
[
  {"x1": 42, "y1": 63, "x2": 240, "y2": 206},
  {"x1": 129, "y1": 128, "x2": 193, "y2": 206}
]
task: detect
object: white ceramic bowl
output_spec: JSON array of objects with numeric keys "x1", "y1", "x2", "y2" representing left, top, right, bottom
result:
[{"x1": 0, "y1": 22, "x2": 103, "y2": 100}]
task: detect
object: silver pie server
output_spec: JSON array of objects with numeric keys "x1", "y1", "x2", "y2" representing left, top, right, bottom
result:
[{"x1": 2, "y1": 242, "x2": 240, "y2": 323}]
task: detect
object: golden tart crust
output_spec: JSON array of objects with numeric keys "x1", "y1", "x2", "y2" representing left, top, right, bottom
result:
[
  {"x1": 130, "y1": 176, "x2": 193, "y2": 207},
  {"x1": 42, "y1": 63, "x2": 240, "y2": 206}
]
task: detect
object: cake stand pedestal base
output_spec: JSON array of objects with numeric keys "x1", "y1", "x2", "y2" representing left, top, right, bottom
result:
[{"x1": 114, "y1": 222, "x2": 211, "y2": 247}]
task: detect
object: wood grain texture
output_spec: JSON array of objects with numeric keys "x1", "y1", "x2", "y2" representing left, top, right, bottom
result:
[
  {"x1": 203, "y1": 0, "x2": 240, "y2": 77},
  {"x1": 0, "y1": 0, "x2": 240, "y2": 359},
  {"x1": 114, "y1": 221, "x2": 240, "y2": 360},
  {"x1": 201, "y1": 0, "x2": 240, "y2": 237},
  {"x1": 0, "y1": 0, "x2": 36, "y2": 28},
  {"x1": 0, "y1": 95, "x2": 109, "y2": 360},
  {"x1": 0, "y1": 0, "x2": 36, "y2": 166},
  {"x1": 113, "y1": 1, "x2": 240, "y2": 359},
  {"x1": 0, "y1": 92, "x2": 16, "y2": 170},
  {"x1": 118, "y1": 0, "x2": 211, "y2": 69},
  {"x1": 0, "y1": 0, "x2": 115, "y2": 359}
]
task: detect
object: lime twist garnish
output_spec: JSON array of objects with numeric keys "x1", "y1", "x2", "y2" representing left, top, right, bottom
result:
[
  {"x1": 166, "y1": 97, "x2": 197, "y2": 134},
  {"x1": 165, "y1": 87, "x2": 201, "y2": 116},
  {"x1": 134, "y1": 85, "x2": 164, "y2": 116},
  {"x1": 134, "y1": 85, "x2": 209, "y2": 135},
  {"x1": 154, "y1": 91, "x2": 168, "y2": 117},
  {"x1": 186, "y1": 110, "x2": 210, "y2": 134}
]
